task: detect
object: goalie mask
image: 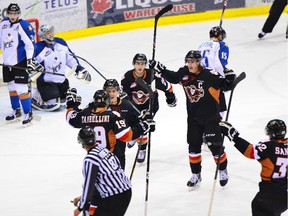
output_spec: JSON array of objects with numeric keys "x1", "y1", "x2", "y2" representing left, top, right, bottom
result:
[
  {"x1": 265, "y1": 119, "x2": 286, "y2": 140},
  {"x1": 77, "y1": 127, "x2": 96, "y2": 146},
  {"x1": 39, "y1": 24, "x2": 55, "y2": 44},
  {"x1": 93, "y1": 90, "x2": 110, "y2": 107}
]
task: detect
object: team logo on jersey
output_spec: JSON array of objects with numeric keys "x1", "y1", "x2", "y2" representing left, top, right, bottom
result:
[
  {"x1": 45, "y1": 50, "x2": 51, "y2": 57},
  {"x1": 130, "y1": 82, "x2": 137, "y2": 88},
  {"x1": 184, "y1": 85, "x2": 204, "y2": 103},
  {"x1": 2, "y1": 24, "x2": 8, "y2": 29},
  {"x1": 90, "y1": 0, "x2": 113, "y2": 19},
  {"x1": 132, "y1": 90, "x2": 149, "y2": 105}
]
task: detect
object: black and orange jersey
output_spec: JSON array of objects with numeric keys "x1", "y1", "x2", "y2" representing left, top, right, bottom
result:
[
  {"x1": 66, "y1": 105, "x2": 143, "y2": 153},
  {"x1": 121, "y1": 68, "x2": 172, "y2": 114},
  {"x1": 233, "y1": 136, "x2": 288, "y2": 184},
  {"x1": 161, "y1": 66, "x2": 232, "y2": 118}
]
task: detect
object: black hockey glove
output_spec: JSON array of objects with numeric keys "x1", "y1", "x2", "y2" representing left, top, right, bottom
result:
[
  {"x1": 148, "y1": 60, "x2": 166, "y2": 73},
  {"x1": 139, "y1": 119, "x2": 156, "y2": 134},
  {"x1": 219, "y1": 121, "x2": 239, "y2": 141},
  {"x1": 165, "y1": 92, "x2": 177, "y2": 107},
  {"x1": 75, "y1": 67, "x2": 91, "y2": 84},
  {"x1": 66, "y1": 88, "x2": 82, "y2": 109},
  {"x1": 27, "y1": 58, "x2": 44, "y2": 74},
  {"x1": 223, "y1": 68, "x2": 236, "y2": 90}
]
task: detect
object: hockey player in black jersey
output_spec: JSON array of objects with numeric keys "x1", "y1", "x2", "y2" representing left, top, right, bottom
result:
[
  {"x1": 66, "y1": 89, "x2": 155, "y2": 167},
  {"x1": 103, "y1": 78, "x2": 140, "y2": 169},
  {"x1": 73, "y1": 127, "x2": 132, "y2": 216},
  {"x1": 121, "y1": 53, "x2": 177, "y2": 163},
  {"x1": 220, "y1": 119, "x2": 287, "y2": 216},
  {"x1": 149, "y1": 50, "x2": 236, "y2": 190}
]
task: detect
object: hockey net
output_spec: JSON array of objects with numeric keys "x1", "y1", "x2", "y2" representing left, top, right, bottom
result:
[
  {"x1": 0, "y1": 18, "x2": 40, "y2": 84},
  {"x1": 27, "y1": 18, "x2": 40, "y2": 42}
]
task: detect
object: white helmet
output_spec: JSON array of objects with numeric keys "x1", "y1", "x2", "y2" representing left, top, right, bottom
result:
[{"x1": 38, "y1": 24, "x2": 54, "y2": 44}]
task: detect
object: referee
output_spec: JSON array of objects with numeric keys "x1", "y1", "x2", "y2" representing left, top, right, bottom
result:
[{"x1": 72, "y1": 127, "x2": 132, "y2": 216}]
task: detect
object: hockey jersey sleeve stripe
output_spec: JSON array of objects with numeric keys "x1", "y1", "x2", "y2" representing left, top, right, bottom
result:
[
  {"x1": 116, "y1": 127, "x2": 132, "y2": 142},
  {"x1": 208, "y1": 87, "x2": 220, "y2": 104},
  {"x1": 234, "y1": 137, "x2": 255, "y2": 159}
]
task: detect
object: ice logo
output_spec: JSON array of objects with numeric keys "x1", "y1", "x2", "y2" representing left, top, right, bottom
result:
[{"x1": 90, "y1": 0, "x2": 114, "y2": 19}]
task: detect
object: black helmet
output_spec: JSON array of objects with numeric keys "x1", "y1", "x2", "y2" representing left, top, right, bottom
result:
[
  {"x1": 185, "y1": 50, "x2": 202, "y2": 63},
  {"x1": 77, "y1": 127, "x2": 96, "y2": 146},
  {"x1": 103, "y1": 79, "x2": 120, "y2": 91},
  {"x1": 132, "y1": 53, "x2": 147, "y2": 64},
  {"x1": 209, "y1": 26, "x2": 226, "y2": 39},
  {"x1": 265, "y1": 119, "x2": 286, "y2": 140},
  {"x1": 93, "y1": 90, "x2": 110, "y2": 107},
  {"x1": 7, "y1": 3, "x2": 21, "y2": 14}
]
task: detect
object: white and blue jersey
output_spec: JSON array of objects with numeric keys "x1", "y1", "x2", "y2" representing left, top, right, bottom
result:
[
  {"x1": 0, "y1": 17, "x2": 35, "y2": 65},
  {"x1": 198, "y1": 40, "x2": 229, "y2": 76},
  {"x1": 35, "y1": 38, "x2": 82, "y2": 83}
]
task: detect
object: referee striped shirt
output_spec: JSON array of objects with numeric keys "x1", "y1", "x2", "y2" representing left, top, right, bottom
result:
[{"x1": 79, "y1": 146, "x2": 132, "y2": 210}]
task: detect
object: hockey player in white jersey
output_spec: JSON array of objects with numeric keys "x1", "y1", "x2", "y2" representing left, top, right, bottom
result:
[
  {"x1": 198, "y1": 26, "x2": 229, "y2": 77},
  {"x1": 0, "y1": 3, "x2": 43, "y2": 124},
  {"x1": 31, "y1": 24, "x2": 91, "y2": 111}
]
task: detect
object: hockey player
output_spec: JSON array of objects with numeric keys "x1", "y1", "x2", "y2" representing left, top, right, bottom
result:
[
  {"x1": 121, "y1": 53, "x2": 177, "y2": 163},
  {"x1": 103, "y1": 78, "x2": 140, "y2": 169},
  {"x1": 32, "y1": 24, "x2": 91, "y2": 111},
  {"x1": 149, "y1": 50, "x2": 236, "y2": 190},
  {"x1": 66, "y1": 89, "x2": 155, "y2": 160},
  {"x1": 0, "y1": 3, "x2": 43, "y2": 124},
  {"x1": 219, "y1": 119, "x2": 287, "y2": 216},
  {"x1": 72, "y1": 127, "x2": 132, "y2": 216},
  {"x1": 198, "y1": 26, "x2": 230, "y2": 118}
]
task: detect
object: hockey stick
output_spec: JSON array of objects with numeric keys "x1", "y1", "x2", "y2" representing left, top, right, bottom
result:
[
  {"x1": 219, "y1": 0, "x2": 228, "y2": 27},
  {"x1": 70, "y1": 54, "x2": 107, "y2": 80},
  {"x1": 208, "y1": 72, "x2": 246, "y2": 216},
  {"x1": 135, "y1": 77, "x2": 154, "y2": 216},
  {"x1": 0, "y1": 63, "x2": 65, "y2": 77},
  {"x1": 140, "y1": 5, "x2": 173, "y2": 215}
]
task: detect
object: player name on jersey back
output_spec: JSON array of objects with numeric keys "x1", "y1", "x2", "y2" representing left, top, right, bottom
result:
[{"x1": 81, "y1": 115, "x2": 110, "y2": 123}]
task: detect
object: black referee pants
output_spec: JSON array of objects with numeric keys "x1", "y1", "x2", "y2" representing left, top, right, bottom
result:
[
  {"x1": 94, "y1": 189, "x2": 132, "y2": 216},
  {"x1": 262, "y1": 0, "x2": 287, "y2": 33}
]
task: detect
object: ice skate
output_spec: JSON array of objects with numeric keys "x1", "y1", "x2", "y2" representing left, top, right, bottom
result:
[
  {"x1": 5, "y1": 108, "x2": 21, "y2": 121},
  {"x1": 187, "y1": 173, "x2": 202, "y2": 191},
  {"x1": 22, "y1": 111, "x2": 33, "y2": 125},
  {"x1": 219, "y1": 169, "x2": 229, "y2": 187}
]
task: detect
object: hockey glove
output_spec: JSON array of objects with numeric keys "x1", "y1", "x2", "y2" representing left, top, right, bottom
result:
[
  {"x1": 219, "y1": 121, "x2": 239, "y2": 141},
  {"x1": 148, "y1": 60, "x2": 166, "y2": 73},
  {"x1": 165, "y1": 92, "x2": 177, "y2": 107},
  {"x1": 66, "y1": 88, "x2": 82, "y2": 109},
  {"x1": 223, "y1": 68, "x2": 236, "y2": 90},
  {"x1": 139, "y1": 119, "x2": 156, "y2": 135},
  {"x1": 27, "y1": 59, "x2": 44, "y2": 74},
  {"x1": 75, "y1": 68, "x2": 91, "y2": 84}
]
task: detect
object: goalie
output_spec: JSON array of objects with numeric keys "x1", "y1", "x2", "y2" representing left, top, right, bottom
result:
[{"x1": 31, "y1": 24, "x2": 91, "y2": 111}]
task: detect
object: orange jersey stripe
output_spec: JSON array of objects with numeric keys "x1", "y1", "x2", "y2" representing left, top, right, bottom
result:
[{"x1": 208, "y1": 87, "x2": 220, "y2": 104}]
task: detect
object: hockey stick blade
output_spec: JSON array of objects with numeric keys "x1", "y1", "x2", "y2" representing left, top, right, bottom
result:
[
  {"x1": 155, "y1": 4, "x2": 173, "y2": 20},
  {"x1": 231, "y1": 72, "x2": 246, "y2": 90}
]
